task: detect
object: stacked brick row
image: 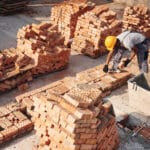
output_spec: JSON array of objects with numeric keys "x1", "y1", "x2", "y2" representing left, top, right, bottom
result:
[
  {"x1": 123, "y1": 4, "x2": 150, "y2": 38},
  {"x1": 17, "y1": 22, "x2": 70, "y2": 75},
  {"x1": 0, "y1": 48, "x2": 18, "y2": 78},
  {"x1": 71, "y1": 6, "x2": 122, "y2": 58},
  {"x1": 16, "y1": 64, "x2": 132, "y2": 150},
  {"x1": 0, "y1": 22, "x2": 70, "y2": 93},
  {"x1": 0, "y1": 0, "x2": 29, "y2": 15},
  {"x1": 0, "y1": 102, "x2": 33, "y2": 144},
  {"x1": 32, "y1": 87, "x2": 119, "y2": 150},
  {"x1": 50, "y1": 1, "x2": 95, "y2": 45},
  {"x1": 0, "y1": 48, "x2": 34, "y2": 79}
]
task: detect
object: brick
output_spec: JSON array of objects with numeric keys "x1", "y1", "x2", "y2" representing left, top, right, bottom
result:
[
  {"x1": 1, "y1": 126, "x2": 18, "y2": 141},
  {"x1": 101, "y1": 74, "x2": 117, "y2": 84},
  {"x1": 15, "y1": 119, "x2": 34, "y2": 134}
]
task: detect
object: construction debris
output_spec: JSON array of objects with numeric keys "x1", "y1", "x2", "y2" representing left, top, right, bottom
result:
[
  {"x1": 71, "y1": 5, "x2": 122, "y2": 57},
  {"x1": 0, "y1": 102, "x2": 33, "y2": 144},
  {"x1": 123, "y1": 4, "x2": 150, "y2": 38},
  {"x1": 0, "y1": 0, "x2": 30, "y2": 15},
  {"x1": 50, "y1": 1, "x2": 95, "y2": 45}
]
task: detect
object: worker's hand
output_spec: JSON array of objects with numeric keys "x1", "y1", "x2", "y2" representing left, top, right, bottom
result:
[
  {"x1": 103, "y1": 65, "x2": 108, "y2": 73},
  {"x1": 124, "y1": 59, "x2": 131, "y2": 67}
]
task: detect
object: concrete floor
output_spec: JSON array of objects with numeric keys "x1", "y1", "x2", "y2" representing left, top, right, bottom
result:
[{"x1": 0, "y1": 0, "x2": 150, "y2": 150}]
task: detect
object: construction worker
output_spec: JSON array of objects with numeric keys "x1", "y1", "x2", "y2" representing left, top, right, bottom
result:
[{"x1": 103, "y1": 31, "x2": 149, "y2": 73}]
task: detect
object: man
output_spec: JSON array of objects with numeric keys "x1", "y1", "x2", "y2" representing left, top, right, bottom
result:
[{"x1": 103, "y1": 31, "x2": 149, "y2": 73}]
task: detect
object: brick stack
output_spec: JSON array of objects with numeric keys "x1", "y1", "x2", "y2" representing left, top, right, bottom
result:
[
  {"x1": 16, "y1": 65, "x2": 132, "y2": 150},
  {"x1": 0, "y1": 48, "x2": 18, "y2": 78},
  {"x1": 0, "y1": 0, "x2": 30, "y2": 15},
  {"x1": 123, "y1": 4, "x2": 150, "y2": 38},
  {"x1": 50, "y1": 1, "x2": 95, "y2": 45},
  {"x1": 17, "y1": 22, "x2": 70, "y2": 75},
  {"x1": 0, "y1": 22, "x2": 70, "y2": 93},
  {"x1": 32, "y1": 86, "x2": 119, "y2": 150},
  {"x1": 71, "y1": 6, "x2": 122, "y2": 58},
  {"x1": 0, "y1": 102, "x2": 33, "y2": 144}
]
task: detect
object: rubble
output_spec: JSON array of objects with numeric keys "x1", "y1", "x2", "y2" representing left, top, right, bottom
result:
[
  {"x1": 123, "y1": 4, "x2": 150, "y2": 38},
  {"x1": 71, "y1": 5, "x2": 122, "y2": 57}
]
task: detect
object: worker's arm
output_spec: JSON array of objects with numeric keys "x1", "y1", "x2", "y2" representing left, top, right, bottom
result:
[
  {"x1": 103, "y1": 50, "x2": 114, "y2": 73},
  {"x1": 105, "y1": 50, "x2": 114, "y2": 65}
]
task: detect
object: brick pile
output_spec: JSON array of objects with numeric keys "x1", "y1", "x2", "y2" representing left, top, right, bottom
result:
[
  {"x1": 0, "y1": 22, "x2": 70, "y2": 93},
  {"x1": 0, "y1": 0, "x2": 29, "y2": 15},
  {"x1": 0, "y1": 48, "x2": 34, "y2": 79},
  {"x1": 0, "y1": 102, "x2": 33, "y2": 144},
  {"x1": 0, "y1": 48, "x2": 18, "y2": 78},
  {"x1": 123, "y1": 4, "x2": 150, "y2": 38},
  {"x1": 16, "y1": 65, "x2": 132, "y2": 150},
  {"x1": 50, "y1": 1, "x2": 95, "y2": 45},
  {"x1": 71, "y1": 5, "x2": 122, "y2": 58},
  {"x1": 17, "y1": 22, "x2": 70, "y2": 75},
  {"x1": 32, "y1": 87, "x2": 119, "y2": 150}
]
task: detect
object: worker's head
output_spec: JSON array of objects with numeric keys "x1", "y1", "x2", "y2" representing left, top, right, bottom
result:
[{"x1": 105, "y1": 36, "x2": 117, "y2": 51}]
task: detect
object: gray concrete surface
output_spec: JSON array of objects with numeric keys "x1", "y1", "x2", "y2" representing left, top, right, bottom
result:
[{"x1": 0, "y1": 0, "x2": 150, "y2": 150}]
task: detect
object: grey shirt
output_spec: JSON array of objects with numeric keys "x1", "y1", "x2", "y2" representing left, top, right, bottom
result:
[{"x1": 117, "y1": 31, "x2": 146, "y2": 51}]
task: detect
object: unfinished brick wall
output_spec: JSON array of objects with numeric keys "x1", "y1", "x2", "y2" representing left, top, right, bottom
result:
[
  {"x1": 50, "y1": 1, "x2": 95, "y2": 45},
  {"x1": 71, "y1": 6, "x2": 122, "y2": 58},
  {"x1": 123, "y1": 4, "x2": 150, "y2": 38},
  {"x1": 0, "y1": 102, "x2": 33, "y2": 144},
  {"x1": 16, "y1": 64, "x2": 131, "y2": 150}
]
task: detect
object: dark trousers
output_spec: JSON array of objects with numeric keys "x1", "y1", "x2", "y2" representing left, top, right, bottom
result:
[
  {"x1": 136, "y1": 41, "x2": 149, "y2": 73},
  {"x1": 112, "y1": 41, "x2": 149, "y2": 73}
]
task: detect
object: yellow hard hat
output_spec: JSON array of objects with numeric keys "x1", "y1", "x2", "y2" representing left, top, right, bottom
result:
[{"x1": 105, "y1": 36, "x2": 117, "y2": 51}]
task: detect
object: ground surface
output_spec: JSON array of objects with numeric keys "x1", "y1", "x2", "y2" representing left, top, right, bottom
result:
[{"x1": 0, "y1": 0, "x2": 149, "y2": 150}]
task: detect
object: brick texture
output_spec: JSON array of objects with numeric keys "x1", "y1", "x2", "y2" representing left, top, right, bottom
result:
[
  {"x1": 0, "y1": 102, "x2": 33, "y2": 144},
  {"x1": 123, "y1": 4, "x2": 150, "y2": 38},
  {"x1": 16, "y1": 64, "x2": 132, "y2": 150},
  {"x1": 71, "y1": 5, "x2": 122, "y2": 58}
]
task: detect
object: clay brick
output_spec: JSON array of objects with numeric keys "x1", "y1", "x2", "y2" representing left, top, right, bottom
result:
[
  {"x1": 13, "y1": 111, "x2": 28, "y2": 121},
  {"x1": 15, "y1": 119, "x2": 34, "y2": 134},
  {"x1": 74, "y1": 109, "x2": 95, "y2": 119},
  {"x1": 0, "y1": 106, "x2": 11, "y2": 116},
  {"x1": 1, "y1": 126, "x2": 18, "y2": 141},
  {"x1": 101, "y1": 74, "x2": 117, "y2": 84}
]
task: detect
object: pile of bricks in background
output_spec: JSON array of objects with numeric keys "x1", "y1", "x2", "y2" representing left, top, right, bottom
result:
[
  {"x1": 17, "y1": 22, "x2": 70, "y2": 75},
  {"x1": 50, "y1": 1, "x2": 95, "y2": 45},
  {"x1": 0, "y1": 102, "x2": 33, "y2": 144},
  {"x1": 16, "y1": 65, "x2": 131, "y2": 150},
  {"x1": 0, "y1": 22, "x2": 70, "y2": 93},
  {"x1": 0, "y1": 47, "x2": 34, "y2": 92},
  {"x1": 123, "y1": 4, "x2": 150, "y2": 38},
  {"x1": 0, "y1": 0, "x2": 30, "y2": 15},
  {"x1": 71, "y1": 5, "x2": 122, "y2": 58}
]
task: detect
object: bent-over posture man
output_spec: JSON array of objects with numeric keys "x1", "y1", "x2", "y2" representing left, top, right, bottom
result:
[{"x1": 103, "y1": 31, "x2": 149, "y2": 73}]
